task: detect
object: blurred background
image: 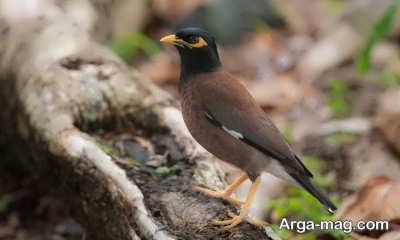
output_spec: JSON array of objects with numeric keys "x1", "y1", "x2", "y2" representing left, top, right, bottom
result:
[{"x1": 1, "y1": 0, "x2": 400, "y2": 239}]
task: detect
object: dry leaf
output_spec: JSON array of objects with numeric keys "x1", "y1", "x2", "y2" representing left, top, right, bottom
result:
[
  {"x1": 376, "y1": 89, "x2": 400, "y2": 155},
  {"x1": 138, "y1": 51, "x2": 180, "y2": 84},
  {"x1": 338, "y1": 176, "x2": 400, "y2": 221},
  {"x1": 246, "y1": 75, "x2": 303, "y2": 110},
  {"x1": 337, "y1": 176, "x2": 400, "y2": 239},
  {"x1": 347, "y1": 142, "x2": 400, "y2": 189}
]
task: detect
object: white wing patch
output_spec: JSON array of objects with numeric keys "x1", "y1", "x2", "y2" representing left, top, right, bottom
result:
[
  {"x1": 205, "y1": 111, "x2": 244, "y2": 140},
  {"x1": 222, "y1": 125, "x2": 243, "y2": 139}
]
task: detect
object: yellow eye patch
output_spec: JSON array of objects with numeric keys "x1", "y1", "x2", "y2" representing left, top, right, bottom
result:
[
  {"x1": 188, "y1": 37, "x2": 208, "y2": 48},
  {"x1": 160, "y1": 34, "x2": 208, "y2": 49}
]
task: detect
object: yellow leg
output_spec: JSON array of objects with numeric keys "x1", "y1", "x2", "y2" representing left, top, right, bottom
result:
[
  {"x1": 194, "y1": 173, "x2": 248, "y2": 205},
  {"x1": 213, "y1": 176, "x2": 267, "y2": 229}
]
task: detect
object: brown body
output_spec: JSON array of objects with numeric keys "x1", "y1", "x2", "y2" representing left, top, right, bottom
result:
[{"x1": 181, "y1": 70, "x2": 293, "y2": 181}]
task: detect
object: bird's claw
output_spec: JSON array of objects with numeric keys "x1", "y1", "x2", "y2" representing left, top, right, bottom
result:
[
  {"x1": 212, "y1": 214, "x2": 244, "y2": 229},
  {"x1": 194, "y1": 186, "x2": 243, "y2": 205},
  {"x1": 213, "y1": 210, "x2": 268, "y2": 229},
  {"x1": 198, "y1": 176, "x2": 266, "y2": 229}
]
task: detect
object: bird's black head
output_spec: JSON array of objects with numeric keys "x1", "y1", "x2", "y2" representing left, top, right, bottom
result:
[{"x1": 160, "y1": 28, "x2": 221, "y2": 81}]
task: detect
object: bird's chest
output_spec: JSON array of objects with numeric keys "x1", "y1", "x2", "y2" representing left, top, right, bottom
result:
[{"x1": 181, "y1": 88, "x2": 207, "y2": 140}]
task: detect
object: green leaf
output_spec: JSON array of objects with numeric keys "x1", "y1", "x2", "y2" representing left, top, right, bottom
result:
[
  {"x1": 155, "y1": 166, "x2": 178, "y2": 177},
  {"x1": 326, "y1": 132, "x2": 357, "y2": 149},
  {"x1": 268, "y1": 156, "x2": 343, "y2": 238},
  {"x1": 327, "y1": 79, "x2": 350, "y2": 118},
  {"x1": 108, "y1": 32, "x2": 160, "y2": 61},
  {"x1": 357, "y1": 2, "x2": 400, "y2": 75},
  {"x1": 97, "y1": 143, "x2": 118, "y2": 156},
  {"x1": 325, "y1": 0, "x2": 346, "y2": 14},
  {"x1": 270, "y1": 188, "x2": 344, "y2": 238},
  {"x1": 282, "y1": 125, "x2": 293, "y2": 142},
  {"x1": 379, "y1": 70, "x2": 400, "y2": 89},
  {"x1": 128, "y1": 157, "x2": 141, "y2": 167},
  {"x1": 302, "y1": 156, "x2": 334, "y2": 188},
  {"x1": 0, "y1": 199, "x2": 8, "y2": 213},
  {"x1": 270, "y1": 224, "x2": 294, "y2": 239}
]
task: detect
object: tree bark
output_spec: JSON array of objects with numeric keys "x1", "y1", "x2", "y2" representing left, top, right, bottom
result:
[{"x1": 0, "y1": 1, "x2": 278, "y2": 239}]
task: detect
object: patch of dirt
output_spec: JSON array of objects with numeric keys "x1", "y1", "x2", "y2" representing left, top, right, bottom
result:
[
  {"x1": 96, "y1": 131, "x2": 270, "y2": 240},
  {"x1": 0, "y1": 168, "x2": 83, "y2": 240}
]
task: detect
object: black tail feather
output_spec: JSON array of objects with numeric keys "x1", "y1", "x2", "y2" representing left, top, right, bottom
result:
[{"x1": 290, "y1": 173, "x2": 337, "y2": 214}]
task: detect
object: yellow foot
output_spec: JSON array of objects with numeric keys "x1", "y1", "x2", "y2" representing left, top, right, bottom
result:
[
  {"x1": 213, "y1": 210, "x2": 267, "y2": 229},
  {"x1": 212, "y1": 176, "x2": 266, "y2": 229},
  {"x1": 194, "y1": 186, "x2": 243, "y2": 205},
  {"x1": 194, "y1": 173, "x2": 248, "y2": 206}
]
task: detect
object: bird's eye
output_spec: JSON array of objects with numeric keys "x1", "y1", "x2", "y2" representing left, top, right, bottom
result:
[{"x1": 186, "y1": 35, "x2": 198, "y2": 44}]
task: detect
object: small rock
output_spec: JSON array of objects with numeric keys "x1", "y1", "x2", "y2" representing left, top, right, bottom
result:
[{"x1": 124, "y1": 141, "x2": 150, "y2": 164}]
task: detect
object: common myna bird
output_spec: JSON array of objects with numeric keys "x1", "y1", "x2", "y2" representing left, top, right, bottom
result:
[{"x1": 160, "y1": 28, "x2": 336, "y2": 229}]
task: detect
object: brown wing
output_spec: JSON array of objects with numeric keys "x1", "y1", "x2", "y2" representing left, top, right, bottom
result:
[{"x1": 197, "y1": 71, "x2": 312, "y2": 177}]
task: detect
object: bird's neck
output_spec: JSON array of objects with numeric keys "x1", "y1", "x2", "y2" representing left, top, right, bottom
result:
[{"x1": 179, "y1": 53, "x2": 221, "y2": 89}]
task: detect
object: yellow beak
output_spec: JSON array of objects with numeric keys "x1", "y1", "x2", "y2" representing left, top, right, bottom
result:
[{"x1": 160, "y1": 34, "x2": 178, "y2": 45}]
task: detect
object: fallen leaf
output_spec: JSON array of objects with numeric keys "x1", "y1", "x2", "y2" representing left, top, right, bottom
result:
[
  {"x1": 376, "y1": 89, "x2": 400, "y2": 155},
  {"x1": 347, "y1": 141, "x2": 400, "y2": 190},
  {"x1": 246, "y1": 75, "x2": 303, "y2": 110},
  {"x1": 137, "y1": 50, "x2": 180, "y2": 84},
  {"x1": 337, "y1": 176, "x2": 400, "y2": 239}
]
